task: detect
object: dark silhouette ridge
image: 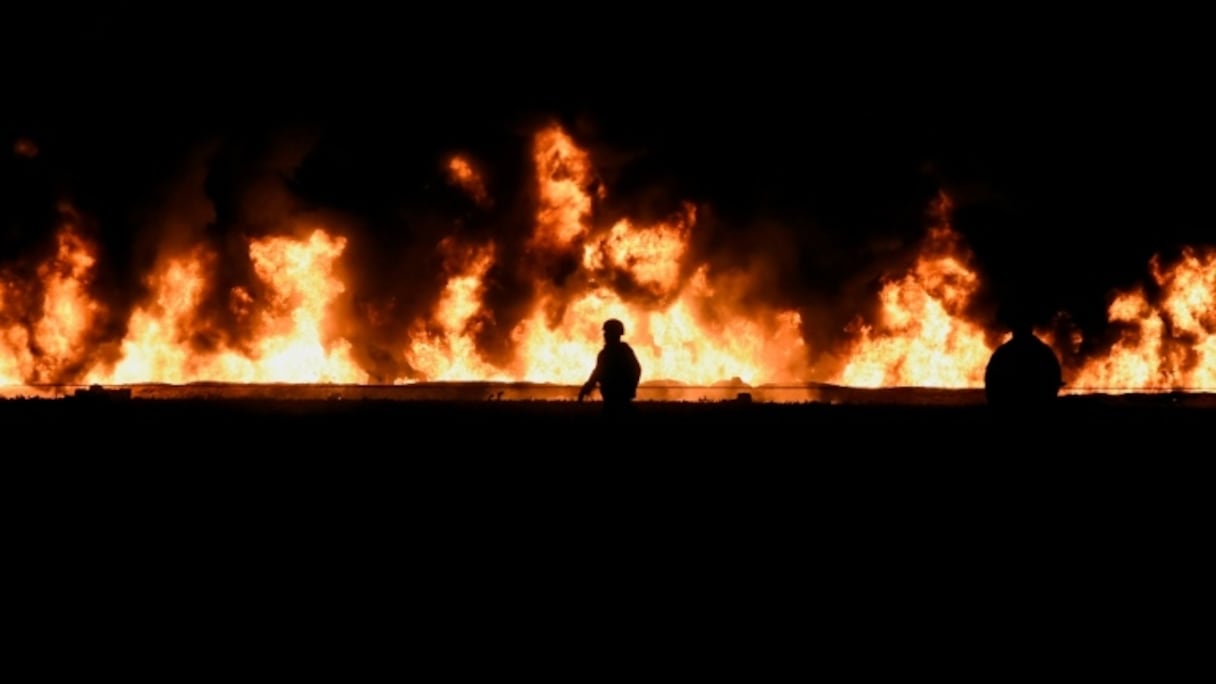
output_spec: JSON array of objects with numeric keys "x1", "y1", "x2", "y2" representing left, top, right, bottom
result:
[{"x1": 578, "y1": 318, "x2": 642, "y2": 414}]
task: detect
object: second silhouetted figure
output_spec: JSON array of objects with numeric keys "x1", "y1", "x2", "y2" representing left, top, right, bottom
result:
[
  {"x1": 578, "y1": 318, "x2": 642, "y2": 410},
  {"x1": 984, "y1": 309, "x2": 1064, "y2": 408}
]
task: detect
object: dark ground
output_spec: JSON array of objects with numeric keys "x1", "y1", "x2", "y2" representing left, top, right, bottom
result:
[{"x1": 4, "y1": 396, "x2": 1210, "y2": 671}]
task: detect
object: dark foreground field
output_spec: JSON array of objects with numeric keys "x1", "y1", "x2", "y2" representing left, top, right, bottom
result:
[{"x1": 3, "y1": 395, "x2": 1211, "y2": 671}]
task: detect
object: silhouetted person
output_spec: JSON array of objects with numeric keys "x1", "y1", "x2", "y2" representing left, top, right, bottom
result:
[
  {"x1": 578, "y1": 319, "x2": 642, "y2": 413},
  {"x1": 984, "y1": 311, "x2": 1063, "y2": 409}
]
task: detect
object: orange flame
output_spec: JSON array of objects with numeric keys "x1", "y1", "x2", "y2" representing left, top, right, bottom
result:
[
  {"x1": 1, "y1": 214, "x2": 103, "y2": 384},
  {"x1": 0, "y1": 281, "x2": 35, "y2": 384},
  {"x1": 87, "y1": 228, "x2": 367, "y2": 384},
  {"x1": 1072, "y1": 247, "x2": 1216, "y2": 391},
  {"x1": 243, "y1": 229, "x2": 365, "y2": 381},
  {"x1": 32, "y1": 223, "x2": 103, "y2": 379},
  {"x1": 403, "y1": 127, "x2": 809, "y2": 387},
  {"x1": 510, "y1": 281, "x2": 807, "y2": 385},
  {"x1": 447, "y1": 155, "x2": 490, "y2": 207},
  {"x1": 86, "y1": 250, "x2": 211, "y2": 384},
  {"x1": 583, "y1": 206, "x2": 693, "y2": 295},
  {"x1": 404, "y1": 241, "x2": 510, "y2": 381},
  {"x1": 7, "y1": 126, "x2": 811, "y2": 390},
  {"x1": 532, "y1": 125, "x2": 599, "y2": 248},
  {"x1": 20, "y1": 123, "x2": 1216, "y2": 396},
  {"x1": 833, "y1": 193, "x2": 995, "y2": 387}
]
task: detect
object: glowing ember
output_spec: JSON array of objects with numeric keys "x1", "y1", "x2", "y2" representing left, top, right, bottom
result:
[
  {"x1": 447, "y1": 155, "x2": 490, "y2": 207},
  {"x1": 833, "y1": 193, "x2": 995, "y2": 388},
  {"x1": 13, "y1": 137, "x2": 39, "y2": 158},
  {"x1": 1072, "y1": 247, "x2": 1216, "y2": 391}
]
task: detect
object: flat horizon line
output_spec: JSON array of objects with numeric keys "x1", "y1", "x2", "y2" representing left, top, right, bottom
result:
[{"x1": 4, "y1": 382, "x2": 1215, "y2": 393}]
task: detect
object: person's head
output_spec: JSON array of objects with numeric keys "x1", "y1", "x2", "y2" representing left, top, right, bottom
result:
[{"x1": 602, "y1": 318, "x2": 625, "y2": 342}]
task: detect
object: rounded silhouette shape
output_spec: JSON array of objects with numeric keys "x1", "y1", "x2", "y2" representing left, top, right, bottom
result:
[
  {"x1": 602, "y1": 319, "x2": 625, "y2": 337},
  {"x1": 984, "y1": 331, "x2": 1063, "y2": 408}
]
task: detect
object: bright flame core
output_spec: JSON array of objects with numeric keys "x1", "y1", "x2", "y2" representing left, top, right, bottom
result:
[
  {"x1": 4, "y1": 124, "x2": 1213, "y2": 395},
  {"x1": 1072, "y1": 247, "x2": 1216, "y2": 391},
  {"x1": 832, "y1": 193, "x2": 995, "y2": 388},
  {"x1": 532, "y1": 126, "x2": 598, "y2": 248},
  {"x1": 86, "y1": 229, "x2": 367, "y2": 384},
  {"x1": 399, "y1": 127, "x2": 809, "y2": 386},
  {"x1": 1, "y1": 212, "x2": 103, "y2": 385}
]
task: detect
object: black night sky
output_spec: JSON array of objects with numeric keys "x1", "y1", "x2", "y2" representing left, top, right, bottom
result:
[{"x1": 4, "y1": 4, "x2": 1214, "y2": 363}]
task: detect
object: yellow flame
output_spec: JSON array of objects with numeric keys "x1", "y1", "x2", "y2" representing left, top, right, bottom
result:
[
  {"x1": 582, "y1": 205, "x2": 694, "y2": 295},
  {"x1": 0, "y1": 218, "x2": 103, "y2": 384},
  {"x1": 88, "y1": 228, "x2": 367, "y2": 384},
  {"x1": 0, "y1": 310, "x2": 34, "y2": 385},
  {"x1": 405, "y1": 243, "x2": 510, "y2": 381},
  {"x1": 533, "y1": 125, "x2": 596, "y2": 248},
  {"x1": 403, "y1": 126, "x2": 809, "y2": 387},
  {"x1": 33, "y1": 227, "x2": 102, "y2": 378},
  {"x1": 1073, "y1": 247, "x2": 1216, "y2": 391},
  {"x1": 510, "y1": 286, "x2": 806, "y2": 386},
  {"x1": 88, "y1": 251, "x2": 211, "y2": 384},
  {"x1": 833, "y1": 193, "x2": 994, "y2": 387}
]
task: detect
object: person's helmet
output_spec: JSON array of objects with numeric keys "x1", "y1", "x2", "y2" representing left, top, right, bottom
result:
[{"x1": 602, "y1": 319, "x2": 625, "y2": 336}]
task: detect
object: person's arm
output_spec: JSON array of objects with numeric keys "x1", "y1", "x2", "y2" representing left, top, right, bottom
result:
[{"x1": 578, "y1": 357, "x2": 602, "y2": 401}]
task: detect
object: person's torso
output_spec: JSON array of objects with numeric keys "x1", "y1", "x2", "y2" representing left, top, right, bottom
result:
[{"x1": 598, "y1": 344, "x2": 640, "y2": 398}]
